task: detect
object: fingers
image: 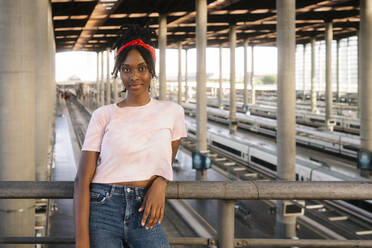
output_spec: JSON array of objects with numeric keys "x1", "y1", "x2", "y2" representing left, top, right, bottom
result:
[
  {"x1": 158, "y1": 206, "x2": 164, "y2": 224},
  {"x1": 138, "y1": 199, "x2": 145, "y2": 212},
  {"x1": 146, "y1": 208, "x2": 158, "y2": 229},
  {"x1": 140, "y1": 203, "x2": 164, "y2": 229},
  {"x1": 141, "y1": 203, "x2": 150, "y2": 227},
  {"x1": 147, "y1": 205, "x2": 165, "y2": 229}
]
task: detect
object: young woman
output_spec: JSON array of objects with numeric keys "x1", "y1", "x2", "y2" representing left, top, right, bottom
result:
[{"x1": 73, "y1": 25, "x2": 187, "y2": 248}]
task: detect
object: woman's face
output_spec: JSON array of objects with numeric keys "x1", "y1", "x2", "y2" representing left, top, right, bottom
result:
[{"x1": 120, "y1": 49, "x2": 151, "y2": 97}]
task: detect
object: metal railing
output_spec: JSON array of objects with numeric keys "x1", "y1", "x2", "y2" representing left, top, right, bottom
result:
[{"x1": 1, "y1": 181, "x2": 372, "y2": 247}]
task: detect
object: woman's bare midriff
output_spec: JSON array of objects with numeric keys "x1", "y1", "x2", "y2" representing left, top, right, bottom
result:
[{"x1": 110, "y1": 175, "x2": 158, "y2": 188}]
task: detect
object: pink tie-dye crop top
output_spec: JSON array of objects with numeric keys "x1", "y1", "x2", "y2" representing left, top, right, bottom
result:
[{"x1": 81, "y1": 97, "x2": 187, "y2": 183}]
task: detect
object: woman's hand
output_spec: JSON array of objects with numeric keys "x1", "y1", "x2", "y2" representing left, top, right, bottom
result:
[{"x1": 138, "y1": 176, "x2": 168, "y2": 229}]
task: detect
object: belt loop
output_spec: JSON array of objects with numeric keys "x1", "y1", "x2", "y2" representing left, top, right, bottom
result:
[
  {"x1": 135, "y1": 187, "x2": 139, "y2": 196},
  {"x1": 109, "y1": 184, "x2": 114, "y2": 197}
]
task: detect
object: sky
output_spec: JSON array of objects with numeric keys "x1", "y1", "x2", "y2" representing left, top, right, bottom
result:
[{"x1": 56, "y1": 46, "x2": 278, "y2": 82}]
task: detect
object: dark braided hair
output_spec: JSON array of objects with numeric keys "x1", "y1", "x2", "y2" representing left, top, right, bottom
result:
[{"x1": 112, "y1": 24, "x2": 156, "y2": 81}]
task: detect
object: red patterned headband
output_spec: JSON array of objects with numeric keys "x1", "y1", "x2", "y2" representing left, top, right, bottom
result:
[{"x1": 116, "y1": 38, "x2": 156, "y2": 65}]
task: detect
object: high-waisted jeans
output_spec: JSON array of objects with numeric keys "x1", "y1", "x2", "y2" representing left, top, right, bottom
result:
[{"x1": 89, "y1": 183, "x2": 170, "y2": 248}]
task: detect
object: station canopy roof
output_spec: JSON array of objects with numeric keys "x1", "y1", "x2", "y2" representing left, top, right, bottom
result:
[{"x1": 52, "y1": 0, "x2": 360, "y2": 52}]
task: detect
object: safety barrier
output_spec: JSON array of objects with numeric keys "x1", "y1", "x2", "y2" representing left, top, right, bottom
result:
[{"x1": 0, "y1": 181, "x2": 372, "y2": 247}]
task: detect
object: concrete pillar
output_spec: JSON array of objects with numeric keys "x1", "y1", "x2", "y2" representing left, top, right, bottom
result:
[
  {"x1": 311, "y1": 38, "x2": 317, "y2": 113},
  {"x1": 243, "y1": 40, "x2": 249, "y2": 107},
  {"x1": 218, "y1": 200, "x2": 235, "y2": 248},
  {"x1": 96, "y1": 52, "x2": 100, "y2": 107},
  {"x1": 229, "y1": 24, "x2": 237, "y2": 135},
  {"x1": 35, "y1": 0, "x2": 50, "y2": 182},
  {"x1": 325, "y1": 21, "x2": 333, "y2": 126},
  {"x1": 106, "y1": 48, "x2": 111, "y2": 105},
  {"x1": 360, "y1": 0, "x2": 372, "y2": 178},
  {"x1": 345, "y1": 37, "x2": 350, "y2": 93},
  {"x1": 275, "y1": 0, "x2": 296, "y2": 239},
  {"x1": 275, "y1": 200, "x2": 297, "y2": 238},
  {"x1": 336, "y1": 39, "x2": 340, "y2": 102},
  {"x1": 178, "y1": 42, "x2": 182, "y2": 104},
  {"x1": 302, "y1": 44, "x2": 306, "y2": 101},
  {"x1": 195, "y1": 0, "x2": 208, "y2": 180},
  {"x1": 195, "y1": 0, "x2": 208, "y2": 154},
  {"x1": 113, "y1": 56, "x2": 118, "y2": 104},
  {"x1": 185, "y1": 48, "x2": 189, "y2": 102},
  {"x1": 159, "y1": 14, "x2": 167, "y2": 100},
  {"x1": 112, "y1": 49, "x2": 118, "y2": 103},
  {"x1": 0, "y1": 1, "x2": 36, "y2": 244},
  {"x1": 358, "y1": 30, "x2": 361, "y2": 119},
  {"x1": 218, "y1": 45, "x2": 223, "y2": 109},
  {"x1": 250, "y1": 45, "x2": 256, "y2": 104},
  {"x1": 100, "y1": 51, "x2": 104, "y2": 106},
  {"x1": 48, "y1": 1, "x2": 56, "y2": 151}
]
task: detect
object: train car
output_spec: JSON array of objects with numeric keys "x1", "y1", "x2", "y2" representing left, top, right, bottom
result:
[
  {"x1": 183, "y1": 103, "x2": 360, "y2": 159},
  {"x1": 186, "y1": 123, "x2": 372, "y2": 223},
  {"x1": 204, "y1": 98, "x2": 360, "y2": 135}
]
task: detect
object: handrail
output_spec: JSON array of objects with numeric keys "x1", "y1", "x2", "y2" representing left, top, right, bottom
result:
[
  {"x1": 0, "y1": 181, "x2": 371, "y2": 199},
  {"x1": 1, "y1": 237, "x2": 372, "y2": 247},
  {"x1": 1, "y1": 181, "x2": 372, "y2": 247}
]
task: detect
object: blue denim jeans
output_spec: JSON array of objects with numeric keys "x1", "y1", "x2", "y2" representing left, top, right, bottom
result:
[{"x1": 89, "y1": 183, "x2": 170, "y2": 248}]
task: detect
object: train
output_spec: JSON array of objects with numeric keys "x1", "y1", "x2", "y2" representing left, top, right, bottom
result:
[
  {"x1": 247, "y1": 104, "x2": 360, "y2": 135},
  {"x1": 182, "y1": 103, "x2": 360, "y2": 159},
  {"x1": 185, "y1": 122, "x2": 372, "y2": 223},
  {"x1": 199, "y1": 98, "x2": 360, "y2": 135}
]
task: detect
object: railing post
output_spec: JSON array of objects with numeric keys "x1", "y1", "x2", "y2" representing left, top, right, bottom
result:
[{"x1": 217, "y1": 200, "x2": 235, "y2": 248}]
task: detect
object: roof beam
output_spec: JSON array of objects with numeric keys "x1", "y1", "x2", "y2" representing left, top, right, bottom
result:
[
  {"x1": 73, "y1": 0, "x2": 123, "y2": 50},
  {"x1": 167, "y1": 0, "x2": 240, "y2": 28}
]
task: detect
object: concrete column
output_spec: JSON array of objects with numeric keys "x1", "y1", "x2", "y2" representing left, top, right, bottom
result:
[
  {"x1": 35, "y1": 0, "x2": 50, "y2": 182},
  {"x1": 345, "y1": 37, "x2": 350, "y2": 93},
  {"x1": 229, "y1": 24, "x2": 237, "y2": 135},
  {"x1": 100, "y1": 51, "x2": 104, "y2": 106},
  {"x1": 178, "y1": 42, "x2": 182, "y2": 104},
  {"x1": 218, "y1": 45, "x2": 223, "y2": 109},
  {"x1": 311, "y1": 38, "x2": 317, "y2": 113},
  {"x1": 336, "y1": 39, "x2": 340, "y2": 102},
  {"x1": 0, "y1": 1, "x2": 36, "y2": 244},
  {"x1": 243, "y1": 40, "x2": 249, "y2": 107},
  {"x1": 96, "y1": 52, "x2": 100, "y2": 107},
  {"x1": 275, "y1": 0, "x2": 296, "y2": 239},
  {"x1": 185, "y1": 48, "x2": 189, "y2": 102},
  {"x1": 250, "y1": 45, "x2": 256, "y2": 104},
  {"x1": 195, "y1": 0, "x2": 208, "y2": 180},
  {"x1": 106, "y1": 48, "x2": 111, "y2": 104},
  {"x1": 195, "y1": 0, "x2": 208, "y2": 154},
  {"x1": 358, "y1": 30, "x2": 361, "y2": 119},
  {"x1": 325, "y1": 21, "x2": 333, "y2": 126},
  {"x1": 113, "y1": 49, "x2": 118, "y2": 103},
  {"x1": 218, "y1": 200, "x2": 235, "y2": 248},
  {"x1": 48, "y1": 1, "x2": 56, "y2": 151},
  {"x1": 360, "y1": 0, "x2": 372, "y2": 178},
  {"x1": 159, "y1": 14, "x2": 167, "y2": 100},
  {"x1": 302, "y1": 44, "x2": 306, "y2": 101},
  {"x1": 275, "y1": 200, "x2": 297, "y2": 238},
  {"x1": 113, "y1": 50, "x2": 118, "y2": 103}
]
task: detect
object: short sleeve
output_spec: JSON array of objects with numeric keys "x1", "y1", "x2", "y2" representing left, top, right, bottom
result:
[
  {"x1": 171, "y1": 105, "x2": 187, "y2": 141},
  {"x1": 81, "y1": 106, "x2": 110, "y2": 152}
]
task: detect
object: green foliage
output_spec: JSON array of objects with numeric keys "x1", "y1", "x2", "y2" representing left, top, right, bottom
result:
[{"x1": 262, "y1": 75, "x2": 277, "y2": 85}]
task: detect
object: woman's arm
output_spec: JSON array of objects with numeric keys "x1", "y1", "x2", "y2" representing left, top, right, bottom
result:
[
  {"x1": 139, "y1": 139, "x2": 182, "y2": 229},
  {"x1": 171, "y1": 139, "x2": 181, "y2": 164},
  {"x1": 73, "y1": 151, "x2": 99, "y2": 248}
]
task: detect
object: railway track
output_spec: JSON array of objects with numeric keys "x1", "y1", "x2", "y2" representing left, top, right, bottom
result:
[
  {"x1": 181, "y1": 136, "x2": 372, "y2": 241},
  {"x1": 68, "y1": 96, "x2": 372, "y2": 242}
]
